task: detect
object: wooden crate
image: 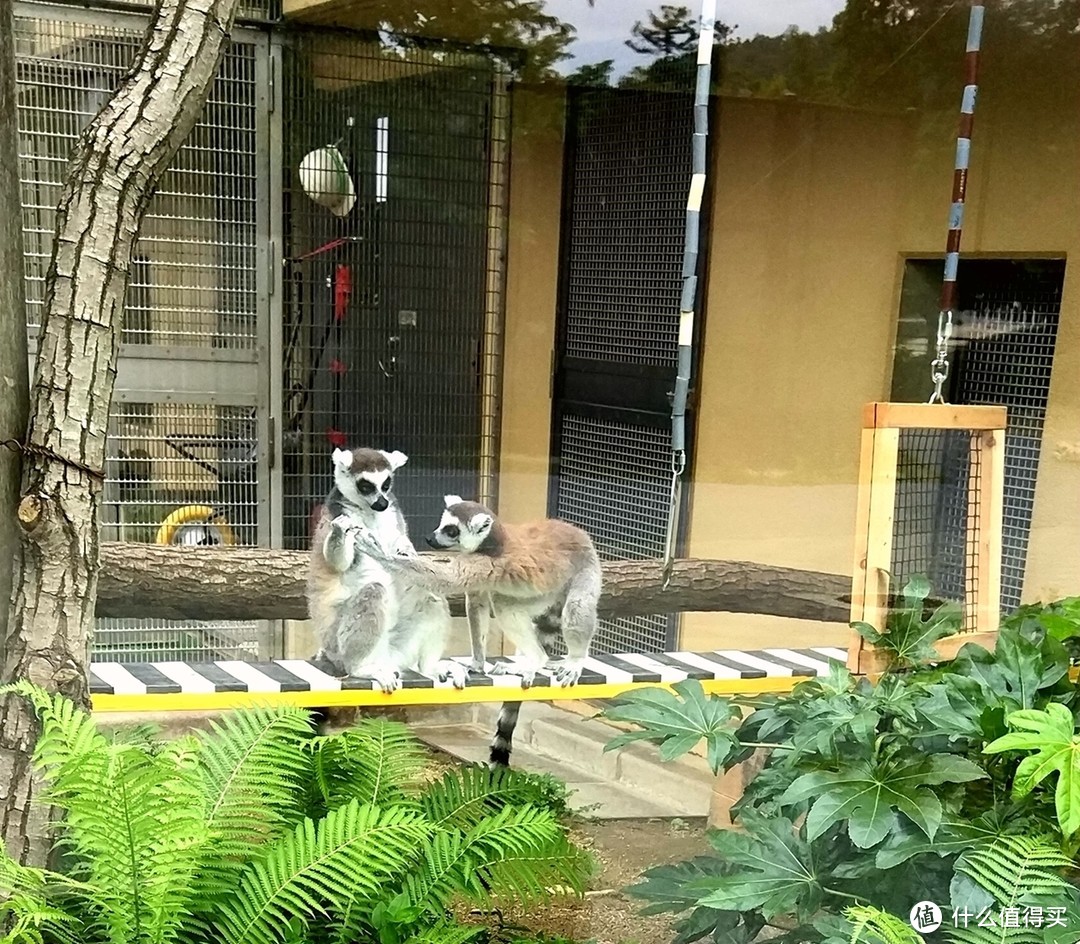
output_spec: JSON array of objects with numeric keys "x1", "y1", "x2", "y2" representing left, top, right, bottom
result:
[{"x1": 847, "y1": 402, "x2": 1007, "y2": 675}]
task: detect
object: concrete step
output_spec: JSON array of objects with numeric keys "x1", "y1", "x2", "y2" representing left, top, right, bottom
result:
[{"x1": 406, "y1": 701, "x2": 715, "y2": 820}]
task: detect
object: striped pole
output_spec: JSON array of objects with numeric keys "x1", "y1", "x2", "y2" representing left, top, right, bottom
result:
[
  {"x1": 662, "y1": 0, "x2": 716, "y2": 585},
  {"x1": 933, "y1": 0, "x2": 986, "y2": 402}
]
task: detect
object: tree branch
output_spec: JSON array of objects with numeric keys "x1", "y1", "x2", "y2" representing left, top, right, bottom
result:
[{"x1": 94, "y1": 543, "x2": 852, "y2": 623}]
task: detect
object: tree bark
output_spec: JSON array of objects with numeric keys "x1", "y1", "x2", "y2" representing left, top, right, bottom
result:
[
  {"x1": 94, "y1": 544, "x2": 853, "y2": 624},
  {"x1": 0, "y1": 0, "x2": 241, "y2": 867}
]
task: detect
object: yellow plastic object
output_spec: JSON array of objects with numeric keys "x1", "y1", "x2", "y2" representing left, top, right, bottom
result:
[{"x1": 154, "y1": 504, "x2": 236, "y2": 547}]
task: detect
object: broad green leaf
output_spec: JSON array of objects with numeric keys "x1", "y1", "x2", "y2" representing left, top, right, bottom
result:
[
  {"x1": 780, "y1": 753, "x2": 986, "y2": 849},
  {"x1": 874, "y1": 812, "x2": 1015, "y2": 870},
  {"x1": 601, "y1": 679, "x2": 742, "y2": 774},
  {"x1": 984, "y1": 703, "x2": 1080, "y2": 836},
  {"x1": 695, "y1": 811, "x2": 822, "y2": 919}
]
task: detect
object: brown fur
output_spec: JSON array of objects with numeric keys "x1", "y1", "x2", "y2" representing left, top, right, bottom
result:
[
  {"x1": 380, "y1": 505, "x2": 598, "y2": 602},
  {"x1": 346, "y1": 448, "x2": 392, "y2": 474}
]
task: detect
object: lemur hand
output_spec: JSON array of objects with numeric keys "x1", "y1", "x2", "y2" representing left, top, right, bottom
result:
[
  {"x1": 350, "y1": 525, "x2": 389, "y2": 559},
  {"x1": 389, "y1": 536, "x2": 418, "y2": 559}
]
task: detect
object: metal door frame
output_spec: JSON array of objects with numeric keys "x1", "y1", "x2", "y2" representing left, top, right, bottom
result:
[{"x1": 547, "y1": 84, "x2": 716, "y2": 650}]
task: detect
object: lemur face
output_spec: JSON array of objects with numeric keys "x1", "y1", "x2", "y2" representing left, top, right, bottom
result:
[
  {"x1": 331, "y1": 447, "x2": 407, "y2": 513},
  {"x1": 427, "y1": 495, "x2": 494, "y2": 552}
]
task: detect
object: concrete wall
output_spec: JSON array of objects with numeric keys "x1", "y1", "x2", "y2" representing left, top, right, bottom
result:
[{"x1": 500, "y1": 78, "x2": 1080, "y2": 652}]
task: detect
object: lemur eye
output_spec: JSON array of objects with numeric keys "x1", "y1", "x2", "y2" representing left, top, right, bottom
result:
[
  {"x1": 444, "y1": 525, "x2": 459, "y2": 539},
  {"x1": 358, "y1": 480, "x2": 375, "y2": 495},
  {"x1": 384, "y1": 476, "x2": 393, "y2": 491}
]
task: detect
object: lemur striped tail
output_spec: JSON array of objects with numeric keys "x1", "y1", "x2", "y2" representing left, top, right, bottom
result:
[{"x1": 489, "y1": 701, "x2": 521, "y2": 767}]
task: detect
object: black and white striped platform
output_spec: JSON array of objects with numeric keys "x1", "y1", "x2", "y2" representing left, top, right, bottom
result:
[{"x1": 87, "y1": 646, "x2": 850, "y2": 711}]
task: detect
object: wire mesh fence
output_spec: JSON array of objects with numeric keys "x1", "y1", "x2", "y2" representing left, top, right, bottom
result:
[
  {"x1": 16, "y1": 1, "x2": 272, "y2": 662},
  {"x1": 278, "y1": 26, "x2": 510, "y2": 548},
  {"x1": 16, "y1": 11, "x2": 261, "y2": 350},
  {"x1": 892, "y1": 258, "x2": 1066, "y2": 615},
  {"x1": 891, "y1": 427, "x2": 983, "y2": 630}
]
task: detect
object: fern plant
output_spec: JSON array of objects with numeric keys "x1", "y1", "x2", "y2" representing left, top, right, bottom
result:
[{"x1": 0, "y1": 681, "x2": 592, "y2": 944}]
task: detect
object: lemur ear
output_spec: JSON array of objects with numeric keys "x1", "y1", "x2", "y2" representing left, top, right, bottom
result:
[
  {"x1": 381, "y1": 449, "x2": 408, "y2": 470},
  {"x1": 331, "y1": 448, "x2": 352, "y2": 471},
  {"x1": 444, "y1": 494, "x2": 463, "y2": 508},
  {"x1": 470, "y1": 512, "x2": 494, "y2": 535}
]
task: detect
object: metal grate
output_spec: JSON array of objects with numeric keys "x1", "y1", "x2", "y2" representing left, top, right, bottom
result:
[
  {"x1": 16, "y1": 13, "x2": 260, "y2": 348},
  {"x1": 279, "y1": 28, "x2": 509, "y2": 548},
  {"x1": 894, "y1": 259, "x2": 1065, "y2": 612},
  {"x1": 949, "y1": 260, "x2": 1064, "y2": 611},
  {"x1": 555, "y1": 415, "x2": 674, "y2": 653},
  {"x1": 97, "y1": 401, "x2": 263, "y2": 661},
  {"x1": 891, "y1": 427, "x2": 982, "y2": 629},
  {"x1": 562, "y1": 89, "x2": 693, "y2": 365},
  {"x1": 103, "y1": 401, "x2": 258, "y2": 546}
]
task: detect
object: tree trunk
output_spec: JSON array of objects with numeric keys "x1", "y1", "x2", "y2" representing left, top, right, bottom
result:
[
  {"x1": 0, "y1": 0, "x2": 241, "y2": 866},
  {"x1": 93, "y1": 544, "x2": 853, "y2": 624}
]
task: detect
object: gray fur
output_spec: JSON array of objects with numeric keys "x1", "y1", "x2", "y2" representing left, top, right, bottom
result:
[{"x1": 307, "y1": 447, "x2": 466, "y2": 694}]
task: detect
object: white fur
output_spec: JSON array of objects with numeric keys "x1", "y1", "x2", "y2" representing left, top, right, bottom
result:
[
  {"x1": 444, "y1": 494, "x2": 463, "y2": 507},
  {"x1": 381, "y1": 450, "x2": 409, "y2": 470},
  {"x1": 332, "y1": 448, "x2": 352, "y2": 470},
  {"x1": 460, "y1": 512, "x2": 494, "y2": 552}
]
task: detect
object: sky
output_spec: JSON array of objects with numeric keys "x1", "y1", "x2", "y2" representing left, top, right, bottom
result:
[{"x1": 543, "y1": 0, "x2": 847, "y2": 77}]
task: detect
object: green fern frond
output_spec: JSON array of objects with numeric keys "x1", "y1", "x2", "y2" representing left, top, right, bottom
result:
[
  {"x1": 356, "y1": 806, "x2": 587, "y2": 944},
  {"x1": 305, "y1": 718, "x2": 428, "y2": 813},
  {"x1": 192, "y1": 706, "x2": 314, "y2": 901},
  {"x1": 1, "y1": 682, "x2": 110, "y2": 789},
  {"x1": 448, "y1": 806, "x2": 592, "y2": 907},
  {"x1": 42, "y1": 734, "x2": 210, "y2": 944},
  {"x1": 844, "y1": 905, "x2": 922, "y2": 944},
  {"x1": 419, "y1": 765, "x2": 572, "y2": 829},
  {"x1": 0, "y1": 854, "x2": 92, "y2": 944},
  {"x1": 955, "y1": 836, "x2": 1071, "y2": 907},
  {"x1": 5, "y1": 683, "x2": 212, "y2": 944},
  {"x1": 0, "y1": 893, "x2": 82, "y2": 944},
  {"x1": 399, "y1": 922, "x2": 486, "y2": 944},
  {"x1": 214, "y1": 800, "x2": 432, "y2": 944}
]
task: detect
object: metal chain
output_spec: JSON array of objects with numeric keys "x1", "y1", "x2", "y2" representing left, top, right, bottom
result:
[
  {"x1": 928, "y1": 309, "x2": 953, "y2": 404},
  {"x1": 661, "y1": 450, "x2": 687, "y2": 589},
  {"x1": 0, "y1": 438, "x2": 106, "y2": 481}
]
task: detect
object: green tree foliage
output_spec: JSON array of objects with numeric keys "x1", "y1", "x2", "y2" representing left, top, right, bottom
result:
[
  {"x1": 0, "y1": 685, "x2": 593, "y2": 944},
  {"x1": 600, "y1": 587, "x2": 1080, "y2": 944}
]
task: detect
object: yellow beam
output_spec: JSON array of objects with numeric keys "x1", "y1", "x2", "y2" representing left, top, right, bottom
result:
[{"x1": 90, "y1": 675, "x2": 805, "y2": 713}]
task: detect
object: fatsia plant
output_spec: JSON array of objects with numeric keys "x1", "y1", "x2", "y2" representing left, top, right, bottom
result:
[
  {"x1": 0, "y1": 681, "x2": 592, "y2": 944},
  {"x1": 598, "y1": 587, "x2": 1080, "y2": 944}
]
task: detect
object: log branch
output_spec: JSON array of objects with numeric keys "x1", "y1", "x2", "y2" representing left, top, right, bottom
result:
[{"x1": 95, "y1": 543, "x2": 852, "y2": 623}]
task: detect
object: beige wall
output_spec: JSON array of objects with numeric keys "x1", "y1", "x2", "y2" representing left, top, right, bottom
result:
[
  {"x1": 500, "y1": 83, "x2": 1080, "y2": 653},
  {"x1": 497, "y1": 86, "x2": 565, "y2": 525}
]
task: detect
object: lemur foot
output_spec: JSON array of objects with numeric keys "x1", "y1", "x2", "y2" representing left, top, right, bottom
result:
[
  {"x1": 467, "y1": 658, "x2": 487, "y2": 675},
  {"x1": 550, "y1": 658, "x2": 584, "y2": 687},
  {"x1": 347, "y1": 662, "x2": 402, "y2": 694},
  {"x1": 490, "y1": 661, "x2": 536, "y2": 689},
  {"x1": 435, "y1": 660, "x2": 468, "y2": 690}
]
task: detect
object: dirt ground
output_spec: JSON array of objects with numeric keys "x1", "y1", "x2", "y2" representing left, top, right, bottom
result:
[
  {"x1": 530, "y1": 816, "x2": 710, "y2": 944},
  {"x1": 420, "y1": 728, "x2": 714, "y2": 944}
]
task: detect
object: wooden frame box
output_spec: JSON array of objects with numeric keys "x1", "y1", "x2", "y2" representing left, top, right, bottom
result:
[{"x1": 848, "y1": 402, "x2": 1007, "y2": 675}]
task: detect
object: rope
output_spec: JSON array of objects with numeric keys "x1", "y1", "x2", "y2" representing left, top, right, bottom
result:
[
  {"x1": 0, "y1": 438, "x2": 106, "y2": 481},
  {"x1": 930, "y1": 0, "x2": 986, "y2": 404},
  {"x1": 662, "y1": 0, "x2": 716, "y2": 589}
]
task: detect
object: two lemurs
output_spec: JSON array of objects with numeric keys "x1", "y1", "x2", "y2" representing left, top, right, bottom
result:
[{"x1": 308, "y1": 445, "x2": 601, "y2": 764}]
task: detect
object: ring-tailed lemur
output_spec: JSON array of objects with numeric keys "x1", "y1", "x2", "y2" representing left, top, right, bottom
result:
[
  {"x1": 307, "y1": 447, "x2": 466, "y2": 694},
  {"x1": 341, "y1": 494, "x2": 601, "y2": 765}
]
